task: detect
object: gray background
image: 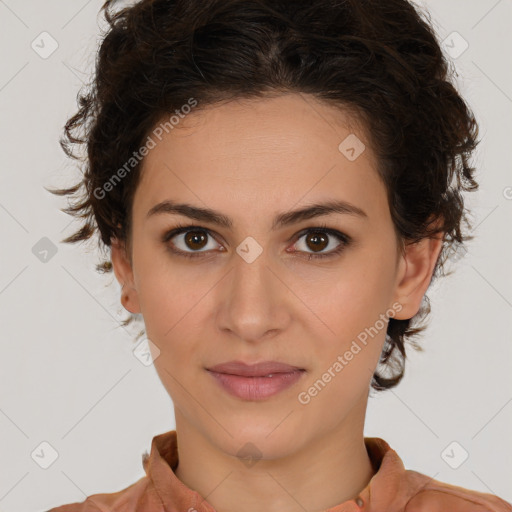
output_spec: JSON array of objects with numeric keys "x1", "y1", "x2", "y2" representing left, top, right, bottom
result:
[{"x1": 0, "y1": 1, "x2": 511, "y2": 510}]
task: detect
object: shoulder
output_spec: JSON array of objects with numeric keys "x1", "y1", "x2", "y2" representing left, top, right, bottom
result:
[
  {"x1": 45, "y1": 476, "x2": 156, "y2": 512},
  {"x1": 402, "y1": 470, "x2": 512, "y2": 512}
]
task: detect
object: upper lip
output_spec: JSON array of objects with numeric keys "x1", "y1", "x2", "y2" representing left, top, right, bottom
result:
[{"x1": 207, "y1": 360, "x2": 305, "y2": 377}]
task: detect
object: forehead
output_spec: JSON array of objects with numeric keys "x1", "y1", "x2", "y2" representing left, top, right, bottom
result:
[{"x1": 133, "y1": 93, "x2": 387, "y2": 226}]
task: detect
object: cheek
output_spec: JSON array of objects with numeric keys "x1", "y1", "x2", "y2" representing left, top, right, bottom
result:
[
  {"x1": 133, "y1": 244, "x2": 208, "y2": 327},
  {"x1": 300, "y1": 251, "x2": 395, "y2": 377},
  {"x1": 296, "y1": 276, "x2": 388, "y2": 417},
  {"x1": 305, "y1": 255, "x2": 393, "y2": 332},
  {"x1": 312, "y1": 288, "x2": 387, "y2": 375}
]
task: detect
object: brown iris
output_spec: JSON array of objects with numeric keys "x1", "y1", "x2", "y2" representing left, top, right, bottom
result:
[
  {"x1": 184, "y1": 230, "x2": 209, "y2": 250},
  {"x1": 305, "y1": 231, "x2": 329, "y2": 252}
]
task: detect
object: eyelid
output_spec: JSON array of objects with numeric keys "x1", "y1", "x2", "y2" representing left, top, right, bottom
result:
[{"x1": 162, "y1": 224, "x2": 225, "y2": 247}]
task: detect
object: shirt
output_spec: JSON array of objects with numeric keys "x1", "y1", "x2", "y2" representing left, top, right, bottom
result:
[{"x1": 47, "y1": 429, "x2": 512, "y2": 512}]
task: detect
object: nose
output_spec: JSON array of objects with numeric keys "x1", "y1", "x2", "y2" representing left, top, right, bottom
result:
[{"x1": 216, "y1": 251, "x2": 292, "y2": 344}]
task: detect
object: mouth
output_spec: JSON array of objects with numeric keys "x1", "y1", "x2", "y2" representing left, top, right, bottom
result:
[
  {"x1": 206, "y1": 360, "x2": 305, "y2": 377},
  {"x1": 205, "y1": 360, "x2": 306, "y2": 401}
]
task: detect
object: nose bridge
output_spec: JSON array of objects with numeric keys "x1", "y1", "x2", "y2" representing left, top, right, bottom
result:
[{"x1": 217, "y1": 247, "x2": 288, "y2": 342}]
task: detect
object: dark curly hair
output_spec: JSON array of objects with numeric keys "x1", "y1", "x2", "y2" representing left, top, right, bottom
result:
[{"x1": 47, "y1": 0, "x2": 479, "y2": 392}]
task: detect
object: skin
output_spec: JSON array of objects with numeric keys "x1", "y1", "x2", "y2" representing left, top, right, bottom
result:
[{"x1": 111, "y1": 93, "x2": 444, "y2": 512}]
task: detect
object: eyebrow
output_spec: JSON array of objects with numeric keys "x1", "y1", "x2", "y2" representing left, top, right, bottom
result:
[{"x1": 146, "y1": 199, "x2": 368, "y2": 230}]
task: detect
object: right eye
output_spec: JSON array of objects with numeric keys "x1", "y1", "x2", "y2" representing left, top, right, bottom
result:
[{"x1": 162, "y1": 224, "x2": 224, "y2": 259}]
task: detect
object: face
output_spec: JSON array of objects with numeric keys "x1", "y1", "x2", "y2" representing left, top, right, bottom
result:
[{"x1": 111, "y1": 93, "x2": 442, "y2": 459}]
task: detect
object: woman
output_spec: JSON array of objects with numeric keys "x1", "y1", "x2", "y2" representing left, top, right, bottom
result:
[{"x1": 46, "y1": 0, "x2": 511, "y2": 510}]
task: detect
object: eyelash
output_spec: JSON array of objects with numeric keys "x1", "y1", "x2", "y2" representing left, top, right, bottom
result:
[{"x1": 161, "y1": 222, "x2": 352, "y2": 261}]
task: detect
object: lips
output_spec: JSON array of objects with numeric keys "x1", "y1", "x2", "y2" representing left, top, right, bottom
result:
[
  {"x1": 206, "y1": 361, "x2": 306, "y2": 401},
  {"x1": 206, "y1": 360, "x2": 304, "y2": 377}
]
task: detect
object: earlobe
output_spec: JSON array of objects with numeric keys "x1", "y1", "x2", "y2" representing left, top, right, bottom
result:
[
  {"x1": 392, "y1": 232, "x2": 444, "y2": 320},
  {"x1": 110, "y1": 237, "x2": 141, "y2": 314}
]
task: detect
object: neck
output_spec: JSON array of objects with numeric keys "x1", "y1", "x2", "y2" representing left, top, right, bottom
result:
[{"x1": 173, "y1": 400, "x2": 375, "y2": 512}]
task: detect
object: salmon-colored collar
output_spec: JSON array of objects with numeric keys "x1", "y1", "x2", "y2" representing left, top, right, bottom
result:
[{"x1": 142, "y1": 430, "x2": 409, "y2": 512}]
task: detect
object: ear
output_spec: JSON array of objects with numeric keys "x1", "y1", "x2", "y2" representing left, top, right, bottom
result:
[
  {"x1": 392, "y1": 221, "x2": 445, "y2": 321},
  {"x1": 110, "y1": 237, "x2": 141, "y2": 314}
]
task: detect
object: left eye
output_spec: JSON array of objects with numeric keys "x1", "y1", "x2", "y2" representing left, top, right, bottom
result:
[
  {"x1": 162, "y1": 224, "x2": 351, "y2": 260},
  {"x1": 291, "y1": 229, "x2": 348, "y2": 260}
]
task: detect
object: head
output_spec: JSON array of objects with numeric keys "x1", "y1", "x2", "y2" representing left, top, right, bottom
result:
[{"x1": 49, "y1": 0, "x2": 478, "y2": 451}]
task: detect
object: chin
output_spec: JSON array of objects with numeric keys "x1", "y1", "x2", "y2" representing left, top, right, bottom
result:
[{"x1": 219, "y1": 423, "x2": 301, "y2": 458}]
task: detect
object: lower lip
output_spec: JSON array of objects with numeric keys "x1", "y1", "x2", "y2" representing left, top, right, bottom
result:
[{"x1": 207, "y1": 370, "x2": 305, "y2": 401}]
